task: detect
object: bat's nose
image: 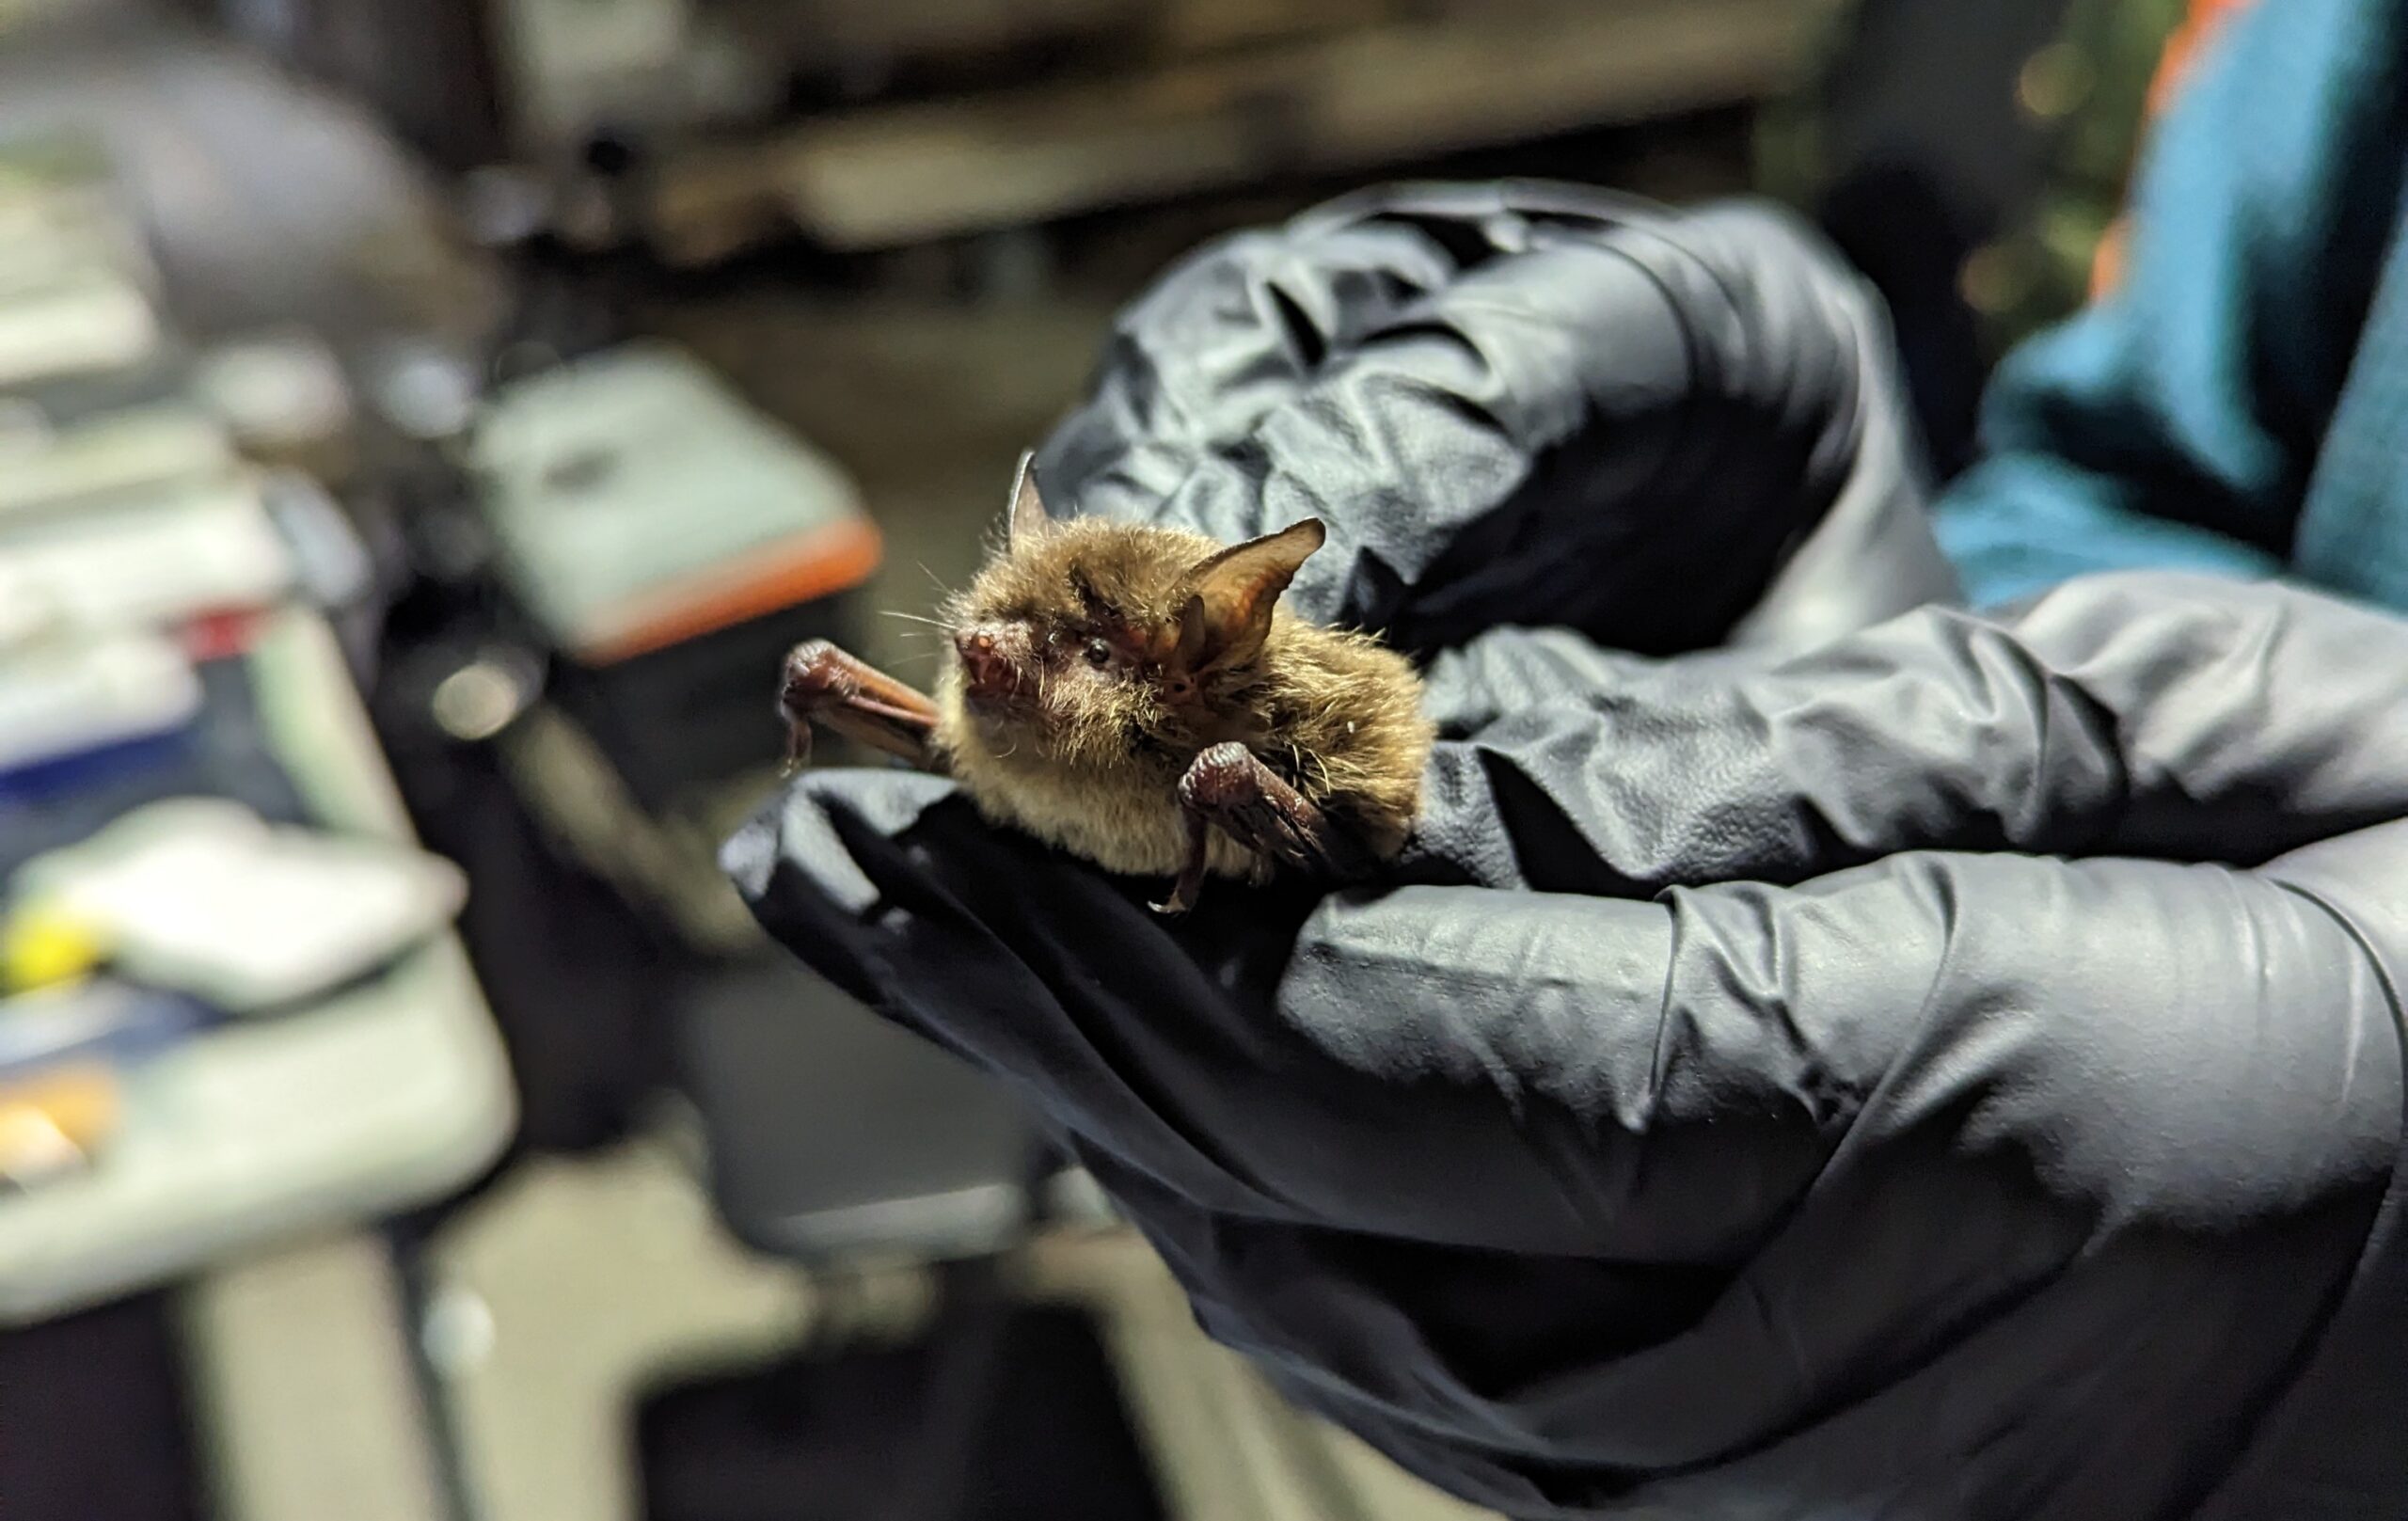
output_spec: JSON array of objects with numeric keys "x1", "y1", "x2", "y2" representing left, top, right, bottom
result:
[{"x1": 954, "y1": 625, "x2": 1022, "y2": 700}]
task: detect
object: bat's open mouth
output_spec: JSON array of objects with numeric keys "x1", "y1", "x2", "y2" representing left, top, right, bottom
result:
[{"x1": 954, "y1": 625, "x2": 1033, "y2": 707}]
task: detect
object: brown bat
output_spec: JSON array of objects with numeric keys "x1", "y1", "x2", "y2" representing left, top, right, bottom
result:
[{"x1": 778, "y1": 453, "x2": 1433, "y2": 913}]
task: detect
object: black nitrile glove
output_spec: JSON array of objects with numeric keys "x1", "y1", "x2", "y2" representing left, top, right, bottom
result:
[
  {"x1": 728, "y1": 187, "x2": 2408, "y2": 1519},
  {"x1": 1027, "y1": 181, "x2": 1958, "y2": 657}
]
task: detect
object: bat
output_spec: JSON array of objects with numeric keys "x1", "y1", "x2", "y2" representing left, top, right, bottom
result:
[{"x1": 779, "y1": 454, "x2": 1432, "y2": 913}]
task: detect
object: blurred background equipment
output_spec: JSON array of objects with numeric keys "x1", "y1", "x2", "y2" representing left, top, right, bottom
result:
[
  {"x1": 0, "y1": 0, "x2": 2181, "y2": 1518},
  {"x1": 462, "y1": 340, "x2": 874, "y2": 811},
  {"x1": 1756, "y1": 0, "x2": 2189, "y2": 473}
]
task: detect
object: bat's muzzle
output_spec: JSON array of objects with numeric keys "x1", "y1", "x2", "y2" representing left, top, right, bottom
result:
[{"x1": 954, "y1": 623, "x2": 1030, "y2": 705}]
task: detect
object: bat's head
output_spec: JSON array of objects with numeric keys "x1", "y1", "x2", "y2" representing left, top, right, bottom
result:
[{"x1": 938, "y1": 453, "x2": 1324, "y2": 771}]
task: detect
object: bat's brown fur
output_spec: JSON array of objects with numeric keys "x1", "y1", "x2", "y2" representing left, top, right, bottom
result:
[{"x1": 932, "y1": 514, "x2": 1432, "y2": 882}]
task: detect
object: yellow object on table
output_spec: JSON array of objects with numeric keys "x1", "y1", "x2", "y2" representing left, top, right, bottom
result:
[{"x1": 0, "y1": 903, "x2": 107, "y2": 992}]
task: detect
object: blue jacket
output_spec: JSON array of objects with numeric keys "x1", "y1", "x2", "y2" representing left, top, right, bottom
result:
[{"x1": 1935, "y1": 0, "x2": 2408, "y2": 610}]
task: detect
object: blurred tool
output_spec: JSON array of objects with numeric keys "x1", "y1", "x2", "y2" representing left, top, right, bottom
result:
[
  {"x1": 0, "y1": 609, "x2": 515, "y2": 1325},
  {"x1": 0, "y1": 133, "x2": 166, "y2": 388},
  {"x1": 464, "y1": 339, "x2": 876, "y2": 813},
  {"x1": 0, "y1": 473, "x2": 295, "y2": 629},
  {"x1": 10, "y1": 799, "x2": 468, "y2": 1014},
  {"x1": 190, "y1": 328, "x2": 357, "y2": 481},
  {"x1": 0, "y1": 404, "x2": 236, "y2": 518},
  {"x1": 0, "y1": 621, "x2": 202, "y2": 800},
  {"x1": 0, "y1": 902, "x2": 109, "y2": 994}
]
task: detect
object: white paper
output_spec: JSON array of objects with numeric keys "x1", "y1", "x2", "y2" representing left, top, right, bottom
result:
[
  {"x1": 0, "y1": 478, "x2": 293, "y2": 630},
  {"x1": 0, "y1": 628, "x2": 200, "y2": 774},
  {"x1": 13, "y1": 800, "x2": 470, "y2": 1011},
  {"x1": 0, "y1": 270, "x2": 159, "y2": 388}
]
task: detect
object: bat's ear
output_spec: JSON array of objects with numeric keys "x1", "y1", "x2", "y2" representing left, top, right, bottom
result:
[
  {"x1": 1005, "y1": 451, "x2": 1053, "y2": 548},
  {"x1": 1176, "y1": 517, "x2": 1325, "y2": 672}
]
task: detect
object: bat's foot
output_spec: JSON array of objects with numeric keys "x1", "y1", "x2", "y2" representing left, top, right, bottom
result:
[
  {"x1": 1180, "y1": 742, "x2": 1326, "y2": 870},
  {"x1": 1155, "y1": 742, "x2": 1359, "y2": 913}
]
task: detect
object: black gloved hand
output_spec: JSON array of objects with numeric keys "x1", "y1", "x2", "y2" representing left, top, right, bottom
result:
[
  {"x1": 729, "y1": 187, "x2": 2408, "y2": 1519},
  {"x1": 1027, "y1": 181, "x2": 1957, "y2": 656},
  {"x1": 734, "y1": 573, "x2": 2408, "y2": 1520}
]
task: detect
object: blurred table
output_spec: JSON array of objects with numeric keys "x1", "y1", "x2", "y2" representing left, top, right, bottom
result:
[
  {"x1": 0, "y1": 0, "x2": 500, "y2": 350},
  {"x1": 0, "y1": 12, "x2": 516, "y2": 1516},
  {"x1": 0, "y1": 605, "x2": 515, "y2": 1521},
  {"x1": 0, "y1": 606, "x2": 515, "y2": 1322}
]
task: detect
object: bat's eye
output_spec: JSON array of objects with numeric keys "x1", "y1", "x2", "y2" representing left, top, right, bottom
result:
[{"x1": 1083, "y1": 638, "x2": 1112, "y2": 668}]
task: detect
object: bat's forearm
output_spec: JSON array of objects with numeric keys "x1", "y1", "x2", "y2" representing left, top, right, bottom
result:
[{"x1": 780, "y1": 640, "x2": 943, "y2": 771}]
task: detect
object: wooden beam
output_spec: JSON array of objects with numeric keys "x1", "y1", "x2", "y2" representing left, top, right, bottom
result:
[
  {"x1": 717, "y1": 0, "x2": 1396, "y2": 64},
  {"x1": 646, "y1": 0, "x2": 1831, "y2": 261},
  {"x1": 712, "y1": 0, "x2": 1139, "y2": 66},
  {"x1": 1149, "y1": 0, "x2": 1399, "y2": 55}
]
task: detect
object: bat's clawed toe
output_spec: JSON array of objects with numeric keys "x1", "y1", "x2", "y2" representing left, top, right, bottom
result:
[
  {"x1": 1160, "y1": 742, "x2": 1363, "y2": 911},
  {"x1": 1180, "y1": 743, "x2": 1326, "y2": 873},
  {"x1": 1153, "y1": 808, "x2": 1213, "y2": 915},
  {"x1": 779, "y1": 640, "x2": 852, "y2": 722},
  {"x1": 1177, "y1": 742, "x2": 1257, "y2": 808}
]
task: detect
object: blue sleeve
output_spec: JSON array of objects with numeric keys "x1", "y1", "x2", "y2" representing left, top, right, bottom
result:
[{"x1": 1934, "y1": 0, "x2": 2408, "y2": 608}]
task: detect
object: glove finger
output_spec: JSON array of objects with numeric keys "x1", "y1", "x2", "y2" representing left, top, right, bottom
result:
[
  {"x1": 2181, "y1": 813, "x2": 2408, "y2": 1518},
  {"x1": 1411, "y1": 572, "x2": 2408, "y2": 894},
  {"x1": 1038, "y1": 181, "x2": 1687, "y2": 502},
  {"x1": 1033, "y1": 210, "x2": 1478, "y2": 520}
]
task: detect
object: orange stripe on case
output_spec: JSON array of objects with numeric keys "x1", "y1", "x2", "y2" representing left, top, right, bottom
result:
[{"x1": 578, "y1": 515, "x2": 885, "y2": 666}]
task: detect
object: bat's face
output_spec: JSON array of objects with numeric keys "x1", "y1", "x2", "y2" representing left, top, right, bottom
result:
[
  {"x1": 942, "y1": 524, "x2": 1202, "y2": 770},
  {"x1": 936, "y1": 459, "x2": 1323, "y2": 773}
]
